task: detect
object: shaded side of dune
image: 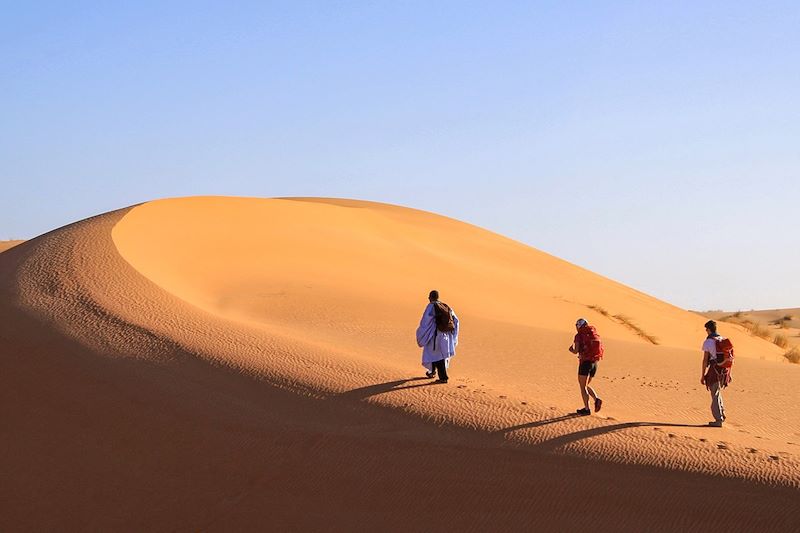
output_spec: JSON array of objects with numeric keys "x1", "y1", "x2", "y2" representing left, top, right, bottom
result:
[{"x1": 2, "y1": 292, "x2": 799, "y2": 532}]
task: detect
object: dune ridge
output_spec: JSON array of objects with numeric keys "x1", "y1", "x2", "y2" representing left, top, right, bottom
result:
[
  {"x1": 0, "y1": 240, "x2": 24, "y2": 253},
  {"x1": 2, "y1": 197, "x2": 798, "y2": 531}
]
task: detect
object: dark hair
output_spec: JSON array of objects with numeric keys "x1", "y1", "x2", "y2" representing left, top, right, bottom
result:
[
  {"x1": 429, "y1": 290, "x2": 439, "y2": 301},
  {"x1": 704, "y1": 320, "x2": 717, "y2": 333}
]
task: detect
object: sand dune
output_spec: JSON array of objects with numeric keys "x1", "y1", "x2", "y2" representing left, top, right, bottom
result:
[
  {"x1": 1, "y1": 197, "x2": 798, "y2": 531},
  {"x1": 705, "y1": 308, "x2": 800, "y2": 350},
  {"x1": 0, "y1": 240, "x2": 23, "y2": 253}
]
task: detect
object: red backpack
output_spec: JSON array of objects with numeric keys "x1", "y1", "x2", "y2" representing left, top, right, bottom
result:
[
  {"x1": 714, "y1": 337, "x2": 735, "y2": 369},
  {"x1": 578, "y1": 325, "x2": 604, "y2": 362}
]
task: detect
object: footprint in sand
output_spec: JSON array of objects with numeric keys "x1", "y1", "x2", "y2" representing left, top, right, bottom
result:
[
  {"x1": 521, "y1": 401, "x2": 527, "y2": 405},
  {"x1": 499, "y1": 395, "x2": 507, "y2": 399},
  {"x1": 668, "y1": 433, "x2": 676, "y2": 438},
  {"x1": 769, "y1": 456, "x2": 780, "y2": 461},
  {"x1": 717, "y1": 444, "x2": 728, "y2": 450},
  {"x1": 457, "y1": 385, "x2": 466, "y2": 389},
  {"x1": 699, "y1": 438, "x2": 707, "y2": 442},
  {"x1": 748, "y1": 448, "x2": 758, "y2": 453}
]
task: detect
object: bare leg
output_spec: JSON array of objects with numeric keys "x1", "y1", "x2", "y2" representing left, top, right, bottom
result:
[
  {"x1": 578, "y1": 374, "x2": 591, "y2": 410},
  {"x1": 587, "y1": 375, "x2": 598, "y2": 400}
]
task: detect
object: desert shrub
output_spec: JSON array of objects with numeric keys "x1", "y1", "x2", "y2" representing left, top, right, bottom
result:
[
  {"x1": 588, "y1": 305, "x2": 609, "y2": 317},
  {"x1": 773, "y1": 334, "x2": 789, "y2": 349},
  {"x1": 613, "y1": 314, "x2": 659, "y2": 345},
  {"x1": 785, "y1": 347, "x2": 800, "y2": 364},
  {"x1": 747, "y1": 322, "x2": 771, "y2": 339}
]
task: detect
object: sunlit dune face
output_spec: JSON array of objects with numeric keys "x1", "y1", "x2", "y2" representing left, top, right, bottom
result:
[{"x1": 112, "y1": 197, "x2": 784, "y2": 361}]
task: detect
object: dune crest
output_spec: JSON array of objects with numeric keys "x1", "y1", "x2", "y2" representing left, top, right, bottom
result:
[
  {"x1": 2, "y1": 196, "x2": 798, "y2": 531},
  {"x1": 112, "y1": 197, "x2": 782, "y2": 356}
]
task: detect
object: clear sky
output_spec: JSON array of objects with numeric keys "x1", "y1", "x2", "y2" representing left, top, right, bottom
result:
[{"x1": 2, "y1": 1, "x2": 798, "y2": 311}]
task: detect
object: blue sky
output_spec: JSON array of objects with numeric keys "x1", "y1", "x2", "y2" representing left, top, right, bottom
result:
[{"x1": 2, "y1": 1, "x2": 798, "y2": 310}]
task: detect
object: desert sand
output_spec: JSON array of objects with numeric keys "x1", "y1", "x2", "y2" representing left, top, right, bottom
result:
[
  {"x1": 705, "y1": 308, "x2": 800, "y2": 350},
  {"x1": 1, "y1": 197, "x2": 798, "y2": 531},
  {"x1": 0, "y1": 240, "x2": 23, "y2": 253}
]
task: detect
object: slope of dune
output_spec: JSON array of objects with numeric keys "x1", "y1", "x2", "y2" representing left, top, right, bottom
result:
[
  {"x1": 704, "y1": 308, "x2": 800, "y2": 350},
  {"x1": 1, "y1": 197, "x2": 798, "y2": 532},
  {"x1": 0, "y1": 239, "x2": 24, "y2": 253}
]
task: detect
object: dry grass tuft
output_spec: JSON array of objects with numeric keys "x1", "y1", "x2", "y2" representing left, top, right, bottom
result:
[
  {"x1": 584, "y1": 305, "x2": 659, "y2": 344},
  {"x1": 773, "y1": 334, "x2": 789, "y2": 349},
  {"x1": 747, "y1": 322, "x2": 771, "y2": 339},
  {"x1": 785, "y1": 347, "x2": 800, "y2": 364},
  {"x1": 613, "y1": 314, "x2": 659, "y2": 345}
]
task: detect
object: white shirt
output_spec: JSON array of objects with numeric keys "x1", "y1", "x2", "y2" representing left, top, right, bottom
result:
[{"x1": 702, "y1": 337, "x2": 717, "y2": 355}]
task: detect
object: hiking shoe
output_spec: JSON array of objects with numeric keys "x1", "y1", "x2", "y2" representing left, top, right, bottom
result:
[
  {"x1": 576, "y1": 407, "x2": 591, "y2": 416},
  {"x1": 594, "y1": 398, "x2": 603, "y2": 413},
  {"x1": 425, "y1": 371, "x2": 436, "y2": 378},
  {"x1": 436, "y1": 378, "x2": 448, "y2": 384},
  {"x1": 708, "y1": 421, "x2": 723, "y2": 427}
]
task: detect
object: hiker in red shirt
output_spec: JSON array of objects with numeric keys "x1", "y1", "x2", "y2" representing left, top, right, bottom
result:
[{"x1": 568, "y1": 318, "x2": 604, "y2": 416}]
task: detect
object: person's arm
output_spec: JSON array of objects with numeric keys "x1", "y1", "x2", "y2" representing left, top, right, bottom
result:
[
  {"x1": 701, "y1": 351, "x2": 711, "y2": 385},
  {"x1": 568, "y1": 334, "x2": 579, "y2": 354},
  {"x1": 416, "y1": 304, "x2": 435, "y2": 347}
]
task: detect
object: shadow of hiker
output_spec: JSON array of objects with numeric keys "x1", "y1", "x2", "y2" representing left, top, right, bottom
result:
[
  {"x1": 496, "y1": 413, "x2": 580, "y2": 434},
  {"x1": 339, "y1": 377, "x2": 435, "y2": 401},
  {"x1": 495, "y1": 413, "x2": 710, "y2": 453},
  {"x1": 529, "y1": 420, "x2": 709, "y2": 453}
]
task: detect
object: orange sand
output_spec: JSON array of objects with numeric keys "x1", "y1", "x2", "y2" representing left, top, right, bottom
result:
[
  {"x1": 705, "y1": 308, "x2": 800, "y2": 350},
  {"x1": 1, "y1": 197, "x2": 798, "y2": 531},
  {"x1": 0, "y1": 240, "x2": 23, "y2": 253}
]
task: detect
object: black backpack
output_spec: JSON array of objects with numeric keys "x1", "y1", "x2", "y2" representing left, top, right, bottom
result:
[{"x1": 432, "y1": 301, "x2": 455, "y2": 332}]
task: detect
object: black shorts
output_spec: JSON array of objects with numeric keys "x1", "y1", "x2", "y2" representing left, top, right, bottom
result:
[{"x1": 578, "y1": 360, "x2": 597, "y2": 377}]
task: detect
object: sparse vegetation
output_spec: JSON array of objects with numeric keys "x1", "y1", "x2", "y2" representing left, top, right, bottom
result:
[
  {"x1": 746, "y1": 322, "x2": 771, "y2": 339},
  {"x1": 588, "y1": 305, "x2": 610, "y2": 317},
  {"x1": 583, "y1": 304, "x2": 659, "y2": 344},
  {"x1": 773, "y1": 333, "x2": 789, "y2": 349},
  {"x1": 784, "y1": 347, "x2": 800, "y2": 364},
  {"x1": 613, "y1": 314, "x2": 659, "y2": 345},
  {"x1": 720, "y1": 312, "x2": 744, "y2": 323}
]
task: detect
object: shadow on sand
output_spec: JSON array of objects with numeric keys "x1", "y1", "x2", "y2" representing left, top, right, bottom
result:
[
  {"x1": 338, "y1": 377, "x2": 438, "y2": 401},
  {"x1": 501, "y1": 417, "x2": 709, "y2": 453},
  {"x1": 340, "y1": 376, "x2": 710, "y2": 453}
]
